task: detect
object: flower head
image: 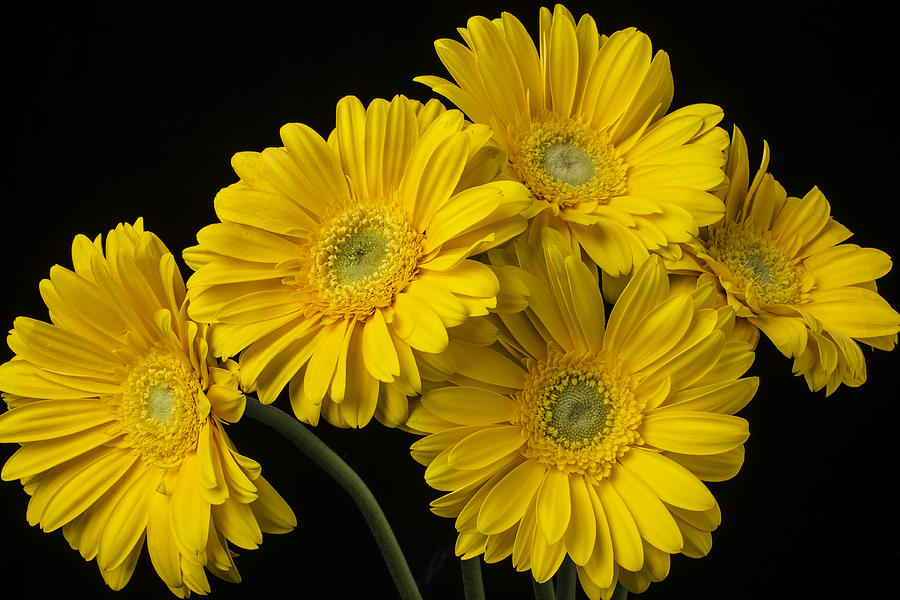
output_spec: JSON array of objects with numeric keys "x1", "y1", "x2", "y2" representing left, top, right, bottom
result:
[
  {"x1": 408, "y1": 228, "x2": 756, "y2": 597},
  {"x1": 0, "y1": 220, "x2": 295, "y2": 596},
  {"x1": 184, "y1": 95, "x2": 530, "y2": 428},
  {"x1": 416, "y1": 4, "x2": 728, "y2": 277},
  {"x1": 668, "y1": 126, "x2": 900, "y2": 394}
]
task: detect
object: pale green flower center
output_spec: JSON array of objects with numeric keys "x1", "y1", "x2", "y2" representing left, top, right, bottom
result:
[
  {"x1": 334, "y1": 228, "x2": 390, "y2": 285},
  {"x1": 548, "y1": 379, "x2": 608, "y2": 442},
  {"x1": 541, "y1": 142, "x2": 596, "y2": 186},
  {"x1": 146, "y1": 384, "x2": 176, "y2": 423}
]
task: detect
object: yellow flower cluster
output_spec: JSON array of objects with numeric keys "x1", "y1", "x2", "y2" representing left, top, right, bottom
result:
[{"x1": 0, "y1": 3, "x2": 896, "y2": 599}]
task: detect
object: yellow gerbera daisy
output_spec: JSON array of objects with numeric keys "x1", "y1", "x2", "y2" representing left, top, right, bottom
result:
[
  {"x1": 184, "y1": 95, "x2": 531, "y2": 428},
  {"x1": 667, "y1": 126, "x2": 899, "y2": 394},
  {"x1": 416, "y1": 4, "x2": 728, "y2": 278},
  {"x1": 407, "y1": 228, "x2": 757, "y2": 598},
  {"x1": 0, "y1": 220, "x2": 296, "y2": 597}
]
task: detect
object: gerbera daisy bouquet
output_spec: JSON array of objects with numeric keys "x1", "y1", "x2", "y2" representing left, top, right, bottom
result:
[{"x1": 2, "y1": 2, "x2": 896, "y2": 599}]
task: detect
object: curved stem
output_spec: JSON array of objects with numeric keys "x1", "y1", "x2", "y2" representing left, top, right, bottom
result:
[
  {"x1": 244, "y1": 397, "x2": 422, "y2": 600},
  {"x1": 461, "y1": 557, "x2": 486, "y2": 600},
  {"x1": 611, "y1": 583, "x2": 628, "y2": 600},
  {"x1": 556, "y1": 556, "x2": 576, "y2": 600},
  {"x1": 533, "y1": 577, "x2": 557, "y2": 600}
]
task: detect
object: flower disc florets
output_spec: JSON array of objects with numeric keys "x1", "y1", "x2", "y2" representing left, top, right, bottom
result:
[
  {"x1": 708, "y1": 221, "x2": 803, "y2": 305},
  {"x1": 515, "y1": 349, "x2": 643, "y2": 479},
  {"x1": 512, "y1": 114, "x2": 628, "y2": 211},
  {"x1": 303, "y1": 202, "x2": 424, "y2": 320},
  {"x1": 117, "y1": 349, "x2": 203, "y2": 468}
]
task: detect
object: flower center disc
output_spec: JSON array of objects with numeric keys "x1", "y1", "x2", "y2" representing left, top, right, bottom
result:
[
  {"x1": 334, "y1": 228, "x2": 390, "y2": 285},
  {"x1": 305, "y1": 203, "x2": 424, "y2": 319},
  {"x1": 549, "y1": 380, "x2": 608, "y2": 441},
  {"x1": 516, "y1": 351, "x2": 643, "y2": 478},
  {"x1": 513, "y1": 115, "x2": 628, "y2": 210},
  {"x1": 710, "y1": 222, "x2": 803, "y2": 305},
  {"x1": 541, "y1": 142, "x2": 596, "y2": 186},
  {"x1": 119, "y1": 351, "x2": 203, "y2": 467}
]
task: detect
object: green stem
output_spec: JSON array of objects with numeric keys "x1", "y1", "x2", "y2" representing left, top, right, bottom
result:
[
  {"x1": 556, "y1": 556, "x2": 577, "y2": 600},
  {"x1": 244, "y1": 397, "x2": 422, "y2": 600},
  {"x1": 611, "y1": 583, "x2": 629, "y2": 600},
  {"x1": 461, "y1": 557, "x2": 486, "y2": 600},
  {"x1": 533, "y1": 577, "x2": 557, "y2": 600}
]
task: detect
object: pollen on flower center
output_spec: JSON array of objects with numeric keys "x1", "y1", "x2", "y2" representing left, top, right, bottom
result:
[
  {"x1": 300, "y1": 202, "x2": 424, "y2": 320},
  {"x1": 117, "y1": 350, "x2": 204, "y2": 467},
  {"x1": 709, "y1": 222, "x2": 803, "y2": 305},
  {"x1": 515, "y1": 350, "x2": 643, "y2": 478},
  {"x1": 512, "y1": 114, "x2": 628, "y2": 212}
]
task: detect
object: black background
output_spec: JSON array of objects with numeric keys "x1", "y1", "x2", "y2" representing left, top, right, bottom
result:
[{"x1": 1, "y1": 1, "x2": 896, "y2": 598}]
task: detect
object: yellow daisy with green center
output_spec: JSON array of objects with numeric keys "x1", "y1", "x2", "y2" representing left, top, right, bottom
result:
[
  {"x1": 407, "y1": 228, "x2": 757, "y2": 598},
  {"x1": 416, "y1": 4, "x2": 728, "y2": 279},
  {"x1": 0, "y1": 220, "x2": 295, "y2": 597},
  {"x1": 184, "y1": 95, "x2": 531, "y2": 428},
  {"x1": 668, "y1": 127, "x2": 900, "y2": 394}
]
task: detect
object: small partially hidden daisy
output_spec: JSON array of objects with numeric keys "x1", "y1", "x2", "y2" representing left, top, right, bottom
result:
[
  {"x1": 416, "y1": 4, "x2": 728, "y2": 278},
  {"x1": 668, "y1": 126, "x2": 899, "y2": 394},
  {"x1": 408, "y1": 228, "x2": 757, "y2": 598},
  {"x1": 0, "y1": 220, "x2": 295, "y2": 597},
  {"x1": 184, "y1": 95, "x2": 531, "y2": 428}
]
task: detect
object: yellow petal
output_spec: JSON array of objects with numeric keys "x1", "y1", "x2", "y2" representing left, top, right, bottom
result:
[
  {"x1": 661, "y1": 377, "x2": 758, "y2": 415},
  {"x1": 477, "y1": 458, "x2": 547, "y2": 534},
  {"x1": 664, "y1": 446, "x2": 745, "y2": 482},
  {"x1": 211, "y1": 499, "x2": 262, "y2": 550},
  {"x1": 213, "y1": 184, "x2": 316, "y2": 236},
  {"x1": 335, "y1": 95, "x2": 369, "y2": 196},
  {"x1": 170, "y1": 457, "x2": 211, "y2": 564},
  {"x1": 280, "y1": 122, "x2": 349, "y2": 205},
  {"x1": 392, "y1": 293, "x2": 449, "y2": 353},
  {"x1": 609, "y1": 462, "x2": 682, "y2": 554},
  {"x1": 195, "y1": 222, "x2": 297, "y2": 264},
  {"x1": 536, "y1": 469, "x2": 571, "y2": 545},
  {"x1": 593, "y1": 479, "x2": 642, "y2": 572},
  {"x1": 548, "y1": 4, "x2": 579, "y2": 118},
  {"x1": 641, "y1": 411, "x2": 749, "y2": 455},
  {"x1": 804, "y1": 287, "x2": 900, "y2": 338},
  {"x1": 446, "y1": 342, "x2": 527, "y2": 389},
  {"x1": 420, "y1": 259, "x2": 500, "y2": 298},
  {"x1": 563, "y1": 475, "x2": 596, "y2": 565},
  {"x1": 250, "y1": 475, "x2": 297, "y2": 534},
  {"x1": 147, "y1": 491, "x2": 183, "y2": 589},
  {"x1": 1, "y1": 423, "x2": 116, "y2": 481},
  {"x1": 421, "y1": 387, "x2": 516, "y2": 425},
  {"x1": 29, "y1": 446, "x2": 136, "y2": 532},
  {"x1": 448, "y1": 425, "x2": 526, "y2": 471},
  {"x1": 618, "y1": 294, "x2": 693, "y2": 372},
  {"x1": 0, "y1": 397, "x2": 113, "y2": 443},
  {"x1": 604, "y1": 255, "x2": 669, "y2": 352},
  {"x1": 620, "y1": 448, "x2": 715, "y2": 511},
  {"x1": 98, "y1": 470, "x2": 158, "y2": 571},
  {"x1": 303, "y1": 321, "x2": 351, "y2": 405}
]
